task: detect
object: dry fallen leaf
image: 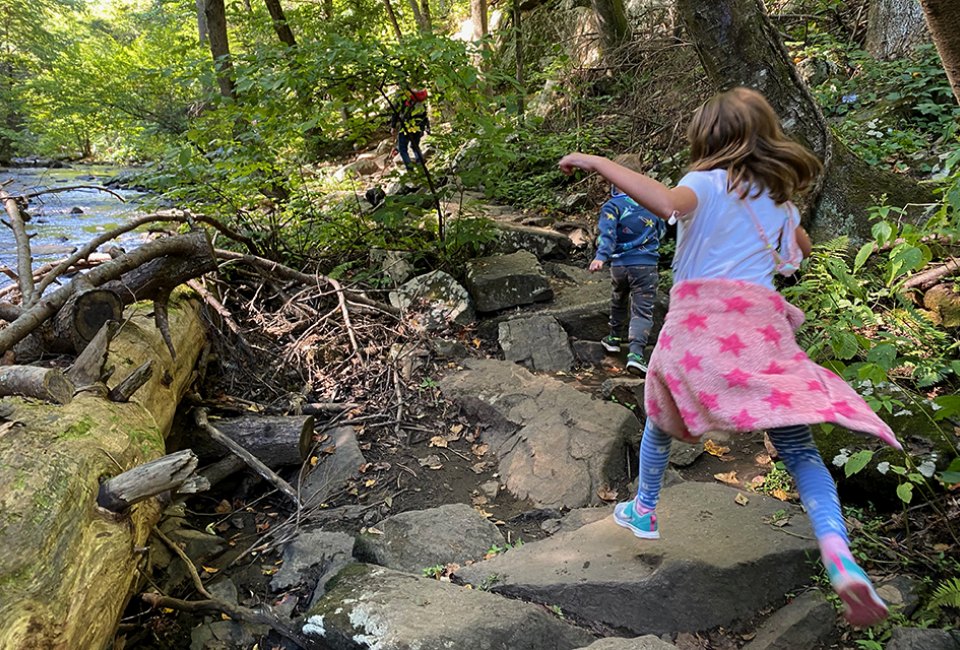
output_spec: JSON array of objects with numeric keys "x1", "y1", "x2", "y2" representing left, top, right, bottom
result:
[
  {"x1": 202, "y1": 565, "x2": 219, "y2": 574},
  {"x1": 704, "y1": 439, "x2": 730, "y2": 457},
  {"x1": 472, "y1": 495, "x2": 488, "y2": 506},
  {"x1": 214, "y1": 499, "x2": 232, "y2": 514},
  {"x1": 714, "y1": 471, "x2": 739, "y2": 487},
  {"x1": 597, "y1": 486, "x2": 618, "y2": 502},
  {"x1": 770, "y1": 488, "x2": 790, "y2": 501},
  {"x1": 754, "y1": 452, "x2": 773, "y2": 468},
  {"x1": 450, "y1": 423, "x2": 464, "y2": 435},
  {"x1": 471, "y1": 462, "x2": 488, "y2": 474},
  {"x1": 734, "y1": 492, "x2": 749, "y2": 506},
  {"x1": 764, "y1": 432, "x2": 778, "y2": 459},
  {"x1": 364, "y1": 478, "x2": 377, "y2": 488},
  {"x1": 472, "y1": 443, "x2": 489, "y2": 457},
  {"x1": 418, "y1": 455, "x2": 443, "y2": 470},
  {"x1": 428, "y1": 435, "x2": 448, "y2": 448}
]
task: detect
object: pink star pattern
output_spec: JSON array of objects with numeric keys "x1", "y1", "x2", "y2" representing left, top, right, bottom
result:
[
  {"x1": 757, "y1": 325, "x2": 781, "y2": 345},
  {"x1": 723, "y1": 296, "x2": 752, "y2": 314},
  {"x1": 792, "y1": 352, "x2": 807, "y2": 362},
  {"x1": 717, "y1": 333, "x2": 747, "y2": 356},
  {"x1": 833, "y1": 401, "x2": 856, "y2": 418},
  {"x1": 679, "y1": 407, "x2": 699, "y2": 425},
  {"x1": 762, "y1": 361, "x2": 785, "y2": 375},
  {"x1": 763, "y1": 389, "x2": 793, "y2": 409},
  {"x1": 769, "y1": 295, "x2": 786, "y2": 313},
  {"x1": 658, "y1": 333, "x2": 672, "y2": 350},
  {"x1": 682, "y1": 313, "x2": 709, "y2": 332},
  {"x1": 807, "y1": 380, "x2": 825, "y2": 392},
  {"x1": 646, "y1": 400, "x2": 662, "y2": 419},
  {"x1": 680, "y1": 351, "x2": 703, "y2": 372},
  {"x1": 732, "y1": 409, "x2": 757, "y2": 429},
  {"x1": 817, "y1": 407, "x2": 836, "y2": 420},
  {"x1": 665, "y1": 374, "x2": 682, "y2": 393},
  {"x1": 676, "y1": 282, "x2": 701, "y2": 298},
  {"x1": 723, "y1": 368, "x2": 751, "y2": 388},
  {"x1": 698, "y1": 391, "x2": 719, "y2": 409}
]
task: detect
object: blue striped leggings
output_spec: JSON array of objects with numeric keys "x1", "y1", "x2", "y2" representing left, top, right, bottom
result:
[{"x1": 635, "y1": 418, "x2": 848, "y2": 543}]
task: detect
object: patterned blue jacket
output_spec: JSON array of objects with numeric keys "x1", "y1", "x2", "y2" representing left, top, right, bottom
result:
[{"x1": 595, "y1": 190, "x2": 666, "y2": 267}]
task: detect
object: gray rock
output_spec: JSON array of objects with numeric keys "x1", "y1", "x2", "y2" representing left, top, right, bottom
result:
[
  {"x1": 455, "y1": 482, "x2": 818, "y2": 636},
  {"x1": 376, "y1": 138, "x2": 394, "y2": 155},
  {"x1": 303, "y1": 564, "x2": 595, "y2": 650},
  {"x1": 499, "y1": 315, "x2": 574, "y2": 371},
  {"x1": 300, "y1": 427, "x2": 366, "y2": 506},
  {"x1": 544, "y1": 506, "x2": 612, "y2": 535},
  {"x1": 465, "y1": 251, "x2": 553, "y2": 313},
  {"x1": 489, "y1": 223, "x2": 573, "y2": 260},
  {"x1": 669, "y1": 441, "x2": 704, "y2": 468},
  {"x1": 742, "y1": 591, "x2": 836, "y2": 650},
  {"x1": 886, "y1": 627, "x2": 960, "y2": 650},
  {"x1": 581, "y1": 636, "x2": 678, "y2": 649},
  {"x1": 602, "y1": 377, "x2": 646, "y2": 415},
  {"x1": 876, "y1": 575, "x2": 921, "y2": 617},
  {"x1": 355, "y1": 503, "x2": 504, "y2": 574},
  {"x1": 271, "y1": 529, "x2": 355, "y2": 605},
  {"x1": 370, "y1": 249, "x2": 415, "y2": 287},
  {"x1": 190, "y1": 620, "x2": 257, "y2": 650},
  {"x1": 439, "y1": 359, "x2": 641, "y2": 508},
  {"x1": 479, "y1": 480, "x2": 500, "y2": 499},
  {"x1": 333, "y1": 158, "x2": 380, "y2": 180},
  {"x1": 559, "y1": 192, "x2": 591, "y2": 212},
  {"x1": 207, "y1": 577, "x2": 239, "y2": 605},
  {"x1": 389, "y1": 270, "x2": 475, "y2": 329},
  {"x1": 430, "y1": 338, "x2": 471, "y2": 360},
  {"x1": 573, "y1": 340, "x2": 607, "y2": 366}
]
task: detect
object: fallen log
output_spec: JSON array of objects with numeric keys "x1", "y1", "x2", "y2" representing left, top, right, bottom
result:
[
  {"x1": 191, "y1": 414, "x2": 314, "y2": 468},
  {"x1": 0, "y1": 365, "x2": 75, "y2": 404},
  {"x1": 97, "y1": 449, "x2": 200, "y2": 513},
  {"x1": 0, "y1": 294, "x2": 207, "y2": 650}
]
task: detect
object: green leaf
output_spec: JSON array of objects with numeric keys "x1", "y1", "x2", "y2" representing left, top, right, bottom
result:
[
  {"x1": 871, "y1": 221, "x2": 893, "y2": 246},
  {"x1": 844, "y1": 450, "x2": 875, "y2": 477},
  {"x1": 866, "y1": 343, "x2": 897, "y2": 370},
  {"x1": 856, "y1": 362, "x2": 888, "y2": 384},
  {"x1": 830, "y1": 331, "x2": 860, "y2": 360},
  {"x1": 933, "y1": 395, "x2": 960, "y2": 421},
  {"x1": 853, "y1": 242, "x2": 874, "y2": 272},
  {"x1": 896, "y1": 482, "x2": 913, "y2": 504}
]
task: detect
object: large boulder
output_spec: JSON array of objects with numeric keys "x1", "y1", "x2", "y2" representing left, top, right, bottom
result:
[
  {"x1": 389, "y1": 270, "x2": 475, "y2": 329},
  {"x1": 302, "y1": 564, "x2": 595, "y2": 650},
  {"x1": 455, "y1": 482, "x2": 819, "y2": 636},
  {"x1": 885, "y1": 627, "x2": 960, "y2": 650},
  {"x1": 488, "y1": 223, "x2": 573, "y2": 260},
  {"x1": 439, "y1": 358, "x2": 640, "y2": 508},
  {"x1": 465, "y1": 251, "x2": 554, "y2": 313},
  {"x1": 354, "y1": 503, "x2": 504, "y2": 574},
  {"x1": 498, "y1": 315, "x2": 575, "y2": 372},
  {"x1": 923, "y1": 283, "x2": 960, "y2": 328}
]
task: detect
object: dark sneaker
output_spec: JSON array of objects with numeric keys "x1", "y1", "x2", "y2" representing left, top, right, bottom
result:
[
  {"x1": 613, "y1": 500, "x2": 660, "y2": 539},
  {"x1": 601, "y1": 336, "x2": 623, "y2": 353},
  {"x1": 626, "y1": 352, "x2": 647, "y2": 375}
]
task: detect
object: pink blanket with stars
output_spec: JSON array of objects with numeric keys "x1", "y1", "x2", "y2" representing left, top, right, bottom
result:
[{"x1": 644, "y1": 278, "x2": 902, "y2": 449}]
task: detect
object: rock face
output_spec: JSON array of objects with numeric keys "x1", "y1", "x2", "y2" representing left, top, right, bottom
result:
[
  {"x1": 489, "y1": 223, "x2": 573, "y2": 260},
  {"x1": 439, "y1": 358, "x2": 640, "y2": 508},
  {"x1": 582, "y1": 637, "x2": 678, "y2": 649},
  {"x1": 741, "y1": 591, "x2": 836, "y2": 650},
  {"x1": 498, "y1": 315, "x2": 575, "y2": 371},
  {"x1": 455, "y1": 482, "x2": 819, "y2": 636},
  {"x1": 465, "y1": 251, "x2": 554, "y2": 313},
  {"x1": 303, "y1": 564, "x2": 596, "y2": 650},
  {"x1": 885, "y1": 627, "x2": 960, "y2": 650},
  {"x1": 389, "y1": 270, "x2": 475, "y2": 328},
  {"x1": 270, "y1": 529, "x2": 355, "y2": 607},
  {"x1": 354, "y1": 503, "x2": 504, "y2": 574}
]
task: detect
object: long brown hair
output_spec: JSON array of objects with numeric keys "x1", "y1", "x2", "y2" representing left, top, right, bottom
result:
[{"x1": 686, "y1": 87, "x2": 822, "y2": 204}]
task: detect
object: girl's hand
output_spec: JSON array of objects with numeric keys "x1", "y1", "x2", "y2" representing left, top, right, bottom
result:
[
  {"x1": 588, "y1": 259, "x2": 604, "y2": 272},
  {"x1": 559, "y1": 153, "x2": 597, "y2": 175}
]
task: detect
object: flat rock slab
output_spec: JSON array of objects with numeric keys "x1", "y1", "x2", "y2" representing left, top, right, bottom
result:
[
  {"x1": 583, "y1": 637, "x2": 678, "y2": 649},
  {"x1": 490, "y1": 223, "x2": 573, "y2": 260},
  {"x1": 465, "y1": 251, "x2": 553, "y2": 313},
  {"x1": 455, "y1": 482, "x2": 817, "y2": 636},
  {"x1": 499, "y1": 315, "x2": 574, "y2": 371},
  {"x1": 742, "y1": 591, "x2": 836, "y2": 650},
  {"x1": 271, "y1": 530, "x2": 355, "y2": 606},
  {"x1": 303, "y1": 564, "x2": 595, "y2": 650},
  {"x1": 389, "y1": 270, "x2": 475, "y2": 328},
  {"x1": 301, "y1": 427, "x2": 366, "y2": 507},
  {"x1": 439, "y1": 359, "x2": 640, "y2": 509},
  {"x1": 354, "y1": 503, "x2": 504, "y2": 575}
]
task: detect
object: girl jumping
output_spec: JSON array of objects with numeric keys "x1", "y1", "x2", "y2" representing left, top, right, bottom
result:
[{"x1": 559, "y1": 87, "x2": 901, "y2": 628}]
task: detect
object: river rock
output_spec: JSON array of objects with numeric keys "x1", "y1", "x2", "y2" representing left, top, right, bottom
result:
[
  {"x1": 370, "y1": 249, "x2": 415, "y2": 287},
  {"x1": 498, "y1": 315, "x2": 574, "y2": 371},
  {"x1": 573, "y1": 339, "x2": 607, "y2": 366},
  {"x1": 302, "y1": 564, "x2": 595, "y2": 650},
  {"x1": 455, "y1": 481, "x2": 818, "y2": 636},
  {"x1": 389, "y1": 270, "x2": 475, "y2": 329},
  {"x1": 354, "y1": 503, "x2": 504, "y2": 574},
  {"x1": 439, "y1": 358, "x2": 640, "y2": 508},
  {"x1": 582, "y1": 637, "x2": 678, "y2": 649},
  {"x1": 271, "y1": 529, "x2": 355, "y2": 607},
  {"x1": 885, "y1": 627, "x2": 960, "y2": 650},
  {"x1": 464, "y1": 251, "x2": 553, "y2": 313},
  {"x1": 741, "y1": 591, "x2": 836, "y2": 650}
]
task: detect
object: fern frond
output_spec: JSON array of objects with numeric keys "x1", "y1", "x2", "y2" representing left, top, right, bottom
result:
[{"x1": 929, "y1": 576, "x2": 960, "y2": 610}]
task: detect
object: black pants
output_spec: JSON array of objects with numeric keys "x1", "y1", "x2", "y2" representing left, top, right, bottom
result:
[
  {"x1": 609, "y1": 264, "x2": 658, "y2": 356},
  {"x1": 397, "y1": 132, "x2": 423, "y2": 168}
]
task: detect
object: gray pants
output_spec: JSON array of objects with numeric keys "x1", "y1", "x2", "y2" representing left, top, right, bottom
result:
[{"x1": 609, "y1": 264, "x2": 658, "y2": 356}]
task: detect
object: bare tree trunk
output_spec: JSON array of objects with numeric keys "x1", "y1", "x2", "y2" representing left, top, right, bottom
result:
[
  {"x1": 676, "y1": 0, "x2": 931, "y2": 243},
  {"x1": 195, "y1": 0, "x2": 208, "y2": 44},
  {"x1": 406, "y1": 0, "x2": 427, "y2": 32},
  {"x1": 592, "y1": 0, "x2": 630, "y2": 53},
  {"x1": 471, "y1": 0, "x2": 488, "y2": 40},
  {"x1": 263, "y1": 0, "x2": 297, "y2": 47},
  {"x1": 419, "y1": 0, "x2": 432, "y2": 31},
  {"x1": 920, "y1": 0, "x2": 960, "y2": 104},
  {"x1": 384, "y1": 0, "x2": 404, "y2": 41},
  {"x1": 866, "y1": 0, "x2": 929, "y2": 59},
  {"x1": 514, "y1": 0, "x2": 525, "y2": 115},
  {"x1": 204, "y1": 0, "x2": 235, "y2": 99}
]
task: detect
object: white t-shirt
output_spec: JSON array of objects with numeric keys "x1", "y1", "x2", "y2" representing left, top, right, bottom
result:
[{"x1": 675, "y1": 169, "x2": 799, "y2": 290}]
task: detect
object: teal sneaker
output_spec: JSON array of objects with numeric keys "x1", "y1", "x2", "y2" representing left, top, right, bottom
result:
[
  {"x1": 601, "y1": 335, "x2": 623, "y2": 353},
  {"x1": 613, "y1": 500, "x2": 659, "y2": 539},
  {"x1": 825, "y1": 554, "x2": 889, "y2": 627},
  {"x1": 626, "y1": 352, "x2": 648, "y2": 375}
]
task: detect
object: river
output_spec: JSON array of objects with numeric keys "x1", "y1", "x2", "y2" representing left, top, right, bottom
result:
[{"x1": 0, "y1": 164, "x2": 147, "y2": 288}]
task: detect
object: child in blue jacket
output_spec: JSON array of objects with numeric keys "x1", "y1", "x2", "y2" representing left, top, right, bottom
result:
[{"x1": 590, "y1": 154, "x2": 667, "y2": 374}]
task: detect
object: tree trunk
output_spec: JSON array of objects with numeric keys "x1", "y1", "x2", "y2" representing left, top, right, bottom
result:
[
  {"x1": 676, "y1": 0, "x2": 931, "y2": 243},
  {"x1": 866, "y1": 0, "x2": 929, "y2": 60},
  {"x1": 514, "y1": 0, "x2": 525, "y2": 115},
  {"x1": 0, "y1": 296, "x2": 207, "y2": 650},
  {"x1": 419, "y1": 0, "x2": 432, "y2": 31},
  {"x1": 592, "y1": 0, "x2": 630, "y2": 53},
  {"x1": 0, "y1": 365, "x2": 74, "y2": 404},
  {"x1": 920, "y1": 0, "x2": 960, "y2": 104},
  {"x1": 384, "y1": 0, "x2": 404, "y2": 41},
  {"x1": 471, "y1": 0, "x2": 488, "y2": 40},
  {"x1": 263, "y1": 0, "x2": 297, "y2": 47},
  {"x1": 191, "y1": 414, "x2": 315, "y2": 469},
  {"x1": 196, "y1": 0, "x2": 208, "y2": 44},
  {"x1": 97, "y1": 449, "x2": 200, "y2": 513},
  {"x1": 204, "y1": 0, "x2": 236, "y2": 99}
]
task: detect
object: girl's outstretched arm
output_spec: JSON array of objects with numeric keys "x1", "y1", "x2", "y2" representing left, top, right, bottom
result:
[{"x1": 559, "y1": 153, "x2": 697, "y2": 220}]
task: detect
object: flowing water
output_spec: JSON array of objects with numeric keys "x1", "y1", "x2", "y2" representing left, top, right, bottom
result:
[{"x1": 0, "y1": 164, "x2": 147, "y2": 288}]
